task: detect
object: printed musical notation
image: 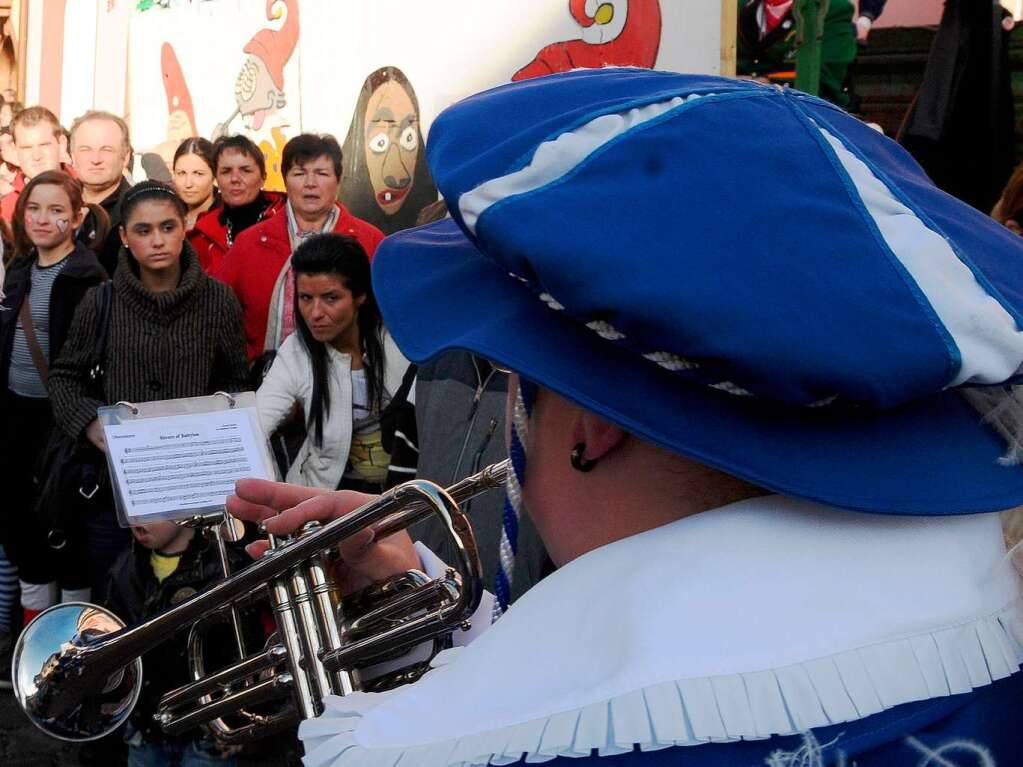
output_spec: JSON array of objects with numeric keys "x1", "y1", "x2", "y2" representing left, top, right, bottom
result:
[{"x1": 103, "y1": 406, "x2": 272, "y2": 523}]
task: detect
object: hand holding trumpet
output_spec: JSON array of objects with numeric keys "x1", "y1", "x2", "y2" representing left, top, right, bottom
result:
[{"x1": 227, "y1": 478, "x2": 423, "y2": 593}]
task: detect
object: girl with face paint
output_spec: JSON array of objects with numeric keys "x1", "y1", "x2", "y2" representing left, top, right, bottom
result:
[{"x1": 0, "y1": 171, "x2": 109, "y2": 639}]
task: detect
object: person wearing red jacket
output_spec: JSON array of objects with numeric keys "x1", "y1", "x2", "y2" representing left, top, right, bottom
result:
[
  {"x1": 188, "y1": 134, "x2": 285, "y2": 273},
  {"x1": 214, "y1": 133, "x2": 384, "y2": 361}
]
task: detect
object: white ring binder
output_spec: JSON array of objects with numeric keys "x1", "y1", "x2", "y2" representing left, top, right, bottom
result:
[
  {"x1": 213, "y1": 391, "x2": 238, "y2": 408},
  {"x1": 97, "y1": 391, "x2": 275, "y2": 527}
]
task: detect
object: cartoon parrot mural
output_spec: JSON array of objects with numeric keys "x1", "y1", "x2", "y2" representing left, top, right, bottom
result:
[
  {"x1": 512, "y1": 0, "x2": 662, "y2": 81},
  {"x1": 213, "y1": 0, "x2": 300, "y2": 139}
]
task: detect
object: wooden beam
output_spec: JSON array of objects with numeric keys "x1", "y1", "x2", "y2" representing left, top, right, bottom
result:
[
  {"x1": 720, "y1": 0, "x2": 737, "y2": 76},
  {"x1": 15, "y1": 0, "x2": 26, "y2": 102}
]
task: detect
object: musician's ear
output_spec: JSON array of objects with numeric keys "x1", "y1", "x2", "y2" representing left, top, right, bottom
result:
[{"x1": 574, "y1": 410, "x2": 627, "y2": 462}]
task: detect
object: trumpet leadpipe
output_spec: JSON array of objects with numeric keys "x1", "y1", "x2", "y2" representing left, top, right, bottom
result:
[{"x1": 371, "y1": 459, "x2": 509, "y2": 541}]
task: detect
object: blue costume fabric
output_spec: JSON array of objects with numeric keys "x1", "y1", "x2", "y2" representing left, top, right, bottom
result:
[
  {"x1": 529, "y1": 672, "x2": 1023, "y2": 766},
  {"x1": 375, "y1": 69, "x2": 1023, "y2": 515}
]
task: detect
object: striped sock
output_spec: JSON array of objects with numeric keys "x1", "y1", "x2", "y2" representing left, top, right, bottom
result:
[
  {"x1": 21, "y1": 581, "x2": 58, "y2": 627},
  {"x1": 0, "y1": 546, "x2": 17, "y2": 634}
]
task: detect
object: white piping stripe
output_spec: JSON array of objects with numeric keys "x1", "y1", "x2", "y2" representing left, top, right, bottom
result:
[
  {"x1": 458, "y1": 94, "x2": 695, "y2": 233},
  {"x1": 816, "y1": 123, "x2": 1023, "y2": 387},
  {"x1": 643, "y1": 351, "x2": 698, "y2": 372}
]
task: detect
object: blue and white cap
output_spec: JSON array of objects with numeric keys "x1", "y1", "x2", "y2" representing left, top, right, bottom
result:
[{"x1": 374, "y1": 67, "x2": 1023, "y2": 514}]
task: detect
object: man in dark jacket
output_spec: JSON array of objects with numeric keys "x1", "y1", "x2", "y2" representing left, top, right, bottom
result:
[
  {"x1": 409, "y1": 352, "x2": 549, "y2": 606},
  {"x1": 403, "y1": 203, "x2": 548, "y2": 605},
  {"x1": 70, "y1": 111, "x2": 133, "y2": 276}
]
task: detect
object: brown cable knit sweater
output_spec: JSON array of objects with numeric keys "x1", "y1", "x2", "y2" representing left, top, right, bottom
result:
[{"x1": 49, "y1": 245, "x2": 249, "y2": 440}]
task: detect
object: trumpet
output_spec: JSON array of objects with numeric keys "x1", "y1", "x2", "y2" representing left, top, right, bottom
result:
[{"x1": 12, "y1": 461, "x2": 509, "y2": 743}]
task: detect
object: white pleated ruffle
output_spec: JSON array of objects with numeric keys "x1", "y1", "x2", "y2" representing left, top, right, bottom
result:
[
  {"x1": 302, "y1": 604, "x2": 1022, "y2": 766},
  {"x1": 300, "y1": 497, "x2": 1023, "y2": 766}
]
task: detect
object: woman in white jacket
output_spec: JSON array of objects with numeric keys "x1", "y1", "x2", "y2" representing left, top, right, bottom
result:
[{"x1": 257, "y1": 233, "x2": 416, "y2": 491}]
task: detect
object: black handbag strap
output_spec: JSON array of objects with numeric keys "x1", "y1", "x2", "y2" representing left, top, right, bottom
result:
[
  {"x1": 384, "y1": 364, "x2": 418, "y2": 416},
  {"x1": 88, "y1": 280, "x2": 113, "y2": 386},
  {"x1": 18, "y1": 298, "x2": 49, "y2": 386}
]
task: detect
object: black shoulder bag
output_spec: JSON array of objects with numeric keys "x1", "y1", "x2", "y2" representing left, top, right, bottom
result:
[{"x1": 35, "y1": 281, "x2": 113, "y2": 550}]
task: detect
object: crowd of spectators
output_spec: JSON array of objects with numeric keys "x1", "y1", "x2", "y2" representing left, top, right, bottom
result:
[
  {"x1": 8, "y1": 5, "x2": 1023, "y2": 764},
  {"x1": 0, "y1": 95, "x2": 532, "y2": 765}
]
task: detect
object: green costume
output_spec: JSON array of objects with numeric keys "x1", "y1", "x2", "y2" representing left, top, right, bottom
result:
[{"x1": 736, "y1": 0, "x2": 857, "y2": 108}]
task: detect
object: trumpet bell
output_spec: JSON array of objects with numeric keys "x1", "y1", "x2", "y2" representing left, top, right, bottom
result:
[{"x1": 13, "y1": 602, "x2": 142, "y2": 741}]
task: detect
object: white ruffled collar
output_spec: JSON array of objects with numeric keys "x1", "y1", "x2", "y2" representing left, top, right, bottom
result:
[{"x1": 302, "y1": 496, "x2": 1023, "y2": 766}]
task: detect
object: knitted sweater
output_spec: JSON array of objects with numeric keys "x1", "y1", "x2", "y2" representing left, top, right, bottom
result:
[{"x1": 49, "y1": 245, "x2": 249, "y2": 440}]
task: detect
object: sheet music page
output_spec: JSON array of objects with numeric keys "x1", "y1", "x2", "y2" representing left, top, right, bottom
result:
[{"x1": 103, "y1": 407, "x2": 272, "y2": 523}]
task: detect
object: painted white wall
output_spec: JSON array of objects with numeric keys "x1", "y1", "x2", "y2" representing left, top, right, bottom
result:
[
  {"x1": 60, "y1": 0, "x2": 98, "y2": 124},
  {"x1": 23, "y1": 0, "x2": 43, "y2": 106},
  {"x1": 127, "y1": 0, "x2": 721, "y2": 152},
  {"x1": 93, "y1": 0, "x2": 131, "y2": 116}
]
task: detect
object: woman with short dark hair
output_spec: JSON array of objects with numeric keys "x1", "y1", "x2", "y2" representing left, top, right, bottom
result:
[{"x1": 187, "y1": 135, "x2": 284, "y2": 272}]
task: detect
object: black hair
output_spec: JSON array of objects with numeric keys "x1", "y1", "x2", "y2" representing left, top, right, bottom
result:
[
  {"x1": 211, "y1": 134, "x2": 266, "y2": 179},
  {"x1": 339, "y1": 66, "x2": 437, "y2": 235},
  {"x1": 173, "y1": 136, "x2": 215, "y2": 174},
  {"x1": 119, "y1": 180, "x2": 188, "y2": 223},
  {"x1": 291, "y1": 233, "x2": 383, "y2": 448},
  {"x1": 282, "y1": 133, "x2": 342, "y2": 179}
]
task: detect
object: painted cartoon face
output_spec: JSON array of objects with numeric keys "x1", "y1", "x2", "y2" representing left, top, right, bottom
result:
[
  {"x1": 571, "y1": 0, "x2": 629, "y2": 44},
  {"x1": 23, "y1": 183, "x2": 78, "y2": 251},
  {"x1": 364, "y1": 80, "x2": 419, "y2": 216},
  {"x1": 166, "y1": 89, "x2": 194, "y2": 143},
  {"x1": 236, "y1": 55, "x2": 281, "y2": 131}
]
